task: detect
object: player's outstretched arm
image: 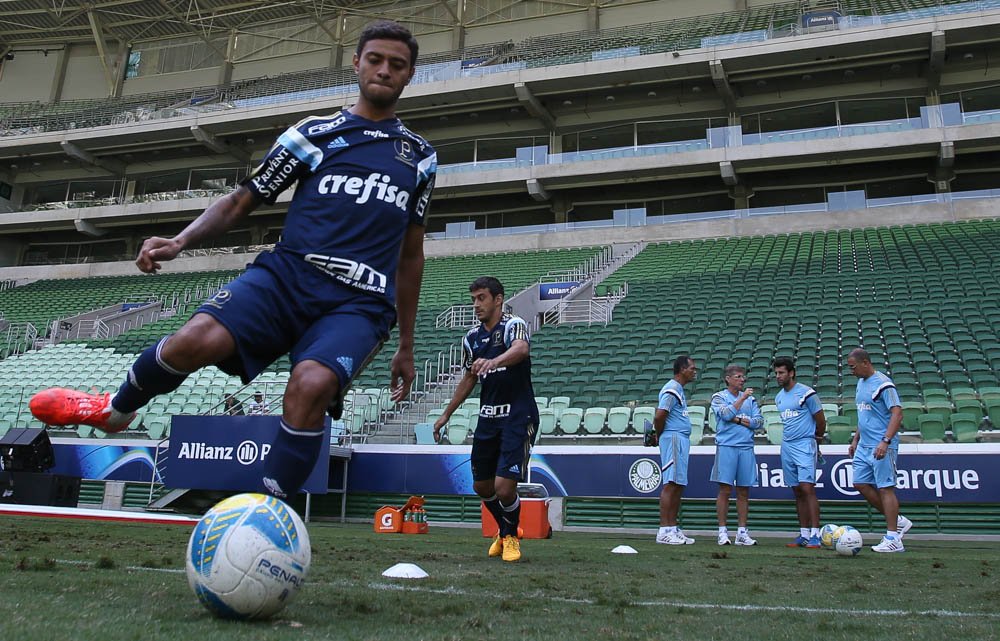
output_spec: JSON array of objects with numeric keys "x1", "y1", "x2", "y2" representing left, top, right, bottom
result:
[
  {"x1": 433, "y1": 371, "x2": 477, "y2": 442},
  {"x1": 136, "y1": 185, "x2": 261, "y2": 274},
  {"x1": 390, "y1": 223, "x2": 425, "y2": 402}
]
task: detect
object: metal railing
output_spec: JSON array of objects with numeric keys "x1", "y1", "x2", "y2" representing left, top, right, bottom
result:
[
  {"x1": 435, "y1": 304, "x2": 479, "y2": 329},
  {"x1": 542, "y1": 298, "x2": 615, "y2": 326}
]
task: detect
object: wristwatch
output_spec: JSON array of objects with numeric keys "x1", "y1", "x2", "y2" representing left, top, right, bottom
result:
[{"x1": 880, "y1": 436, "x2": 892, "y2": 444}]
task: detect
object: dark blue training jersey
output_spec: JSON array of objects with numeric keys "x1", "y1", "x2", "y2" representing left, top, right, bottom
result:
[
  {"x1": 242, "y1": 110, "x2": 436, "y2": 304},
  {"x1": 462, "y1": 313, "x2": 539, "y2": 428}
]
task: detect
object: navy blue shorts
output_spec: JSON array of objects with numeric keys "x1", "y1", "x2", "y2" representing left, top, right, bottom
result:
[
  {"x1": 194, "y1": 250, "x2": 395, "y2": 390},
  {"x1": 470, "y1": 420, "x2": 538, "y2": 482}
]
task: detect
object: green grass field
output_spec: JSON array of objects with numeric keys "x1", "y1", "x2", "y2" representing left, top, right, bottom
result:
[{"x1": 1, "y1": 516, "x2": 998, "y2": 641}]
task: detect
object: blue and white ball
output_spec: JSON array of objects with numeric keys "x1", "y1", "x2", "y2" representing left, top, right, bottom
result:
[
  {"x1": 186, "y1": 493, "x2": 311, "y2": 619},
  {"x1": 835, "y1": 528, "x2": 864, "y2": 556},
  {"x1": 820, "y1": 524, "x2": 839, "y2": 549}
]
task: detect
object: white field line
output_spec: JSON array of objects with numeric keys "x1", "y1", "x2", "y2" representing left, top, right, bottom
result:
[{"x1": 51, "y1": 560, "x2": 1000, "y2": 620}]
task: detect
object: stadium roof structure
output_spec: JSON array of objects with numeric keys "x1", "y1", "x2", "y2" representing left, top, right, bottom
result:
[{"x1": 0, "y1": 0, "x2": 410, "y2": 49}]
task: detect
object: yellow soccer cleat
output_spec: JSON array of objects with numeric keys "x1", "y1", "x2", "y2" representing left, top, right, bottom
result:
[
  {"x1": 501, "y1": 535, "x2": 521, "y2": 562},
  {"x1": 488, "y1": 534, "x2": 503, "y2": 558}
]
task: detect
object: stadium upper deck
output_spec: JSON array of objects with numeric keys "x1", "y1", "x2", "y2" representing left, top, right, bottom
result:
[{"x1": 1, "y1": 0, "x2": 999, "y2": 265}]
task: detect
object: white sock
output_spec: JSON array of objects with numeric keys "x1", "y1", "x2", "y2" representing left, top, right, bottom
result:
[
  {"x1": 738, "y1": 527, "x2": 748, "y2": 536},
  {"x1": 886, "y1": 531, "x2": 898, "y2": 539},
  {"x1": 810, "y1": 527, "x2": 820, "y2": 538},
  {"x1": 658, "y1": 526, "x2": 670, "y2": 537},
  {"x1": 718, "y1": 526, "x2": 728, "y2": 534},
  {"x1": 800, "y1": 528, "x2": 809, "y2": 538}
]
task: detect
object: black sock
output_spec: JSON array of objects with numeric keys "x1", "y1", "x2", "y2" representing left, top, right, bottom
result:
[
  {"x1": 482, "y1": 494, "x2": 506, "y2": 537},
  {"x1": 500, "y1": 496, "x2": 521, "y2": 537},
  {"x1": 260, "y1": 420, "x2": 325, "y2": 499},
  {"x1": 112, "y1": 337, "x2": 189, "y2": 412}
]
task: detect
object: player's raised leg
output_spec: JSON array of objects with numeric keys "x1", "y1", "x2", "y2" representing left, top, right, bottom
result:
[{"x1": 30, "y1": 313, "x2": 236, "y2": 432}]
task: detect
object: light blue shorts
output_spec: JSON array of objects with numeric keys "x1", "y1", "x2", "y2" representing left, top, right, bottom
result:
[
  {"x1": 781, "y1": 437, "x2": 818, "y2": 486},
  {"x1": 852, "y1": 446, "x2": 898, "y2": 488},
  {"x1": 659, "y1": 432, "x2": 690, "y2": 486},
  {"x1": 711, "y1": 445, "x2": 758, "y2": 487}
]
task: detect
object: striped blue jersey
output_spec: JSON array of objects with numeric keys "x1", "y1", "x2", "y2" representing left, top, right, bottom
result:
[
  {"x1": 657, "y1": 379, "x2": 690, "y2": 436},
  {"x1": 775, "y1": 383, "x2": 822, "y2": 441},
  {"x1": 855, "y1": 371, "x2": 902, "y2": 448},
  {"x1": 711, "y1": 389, "x2": 763, "y2": 448},
  {"x1": 462, "y1": 313, "x2": 539, "y2": 427},
  {"x1": 242, "y1": 110, "x2": 436, "y2": 304}
]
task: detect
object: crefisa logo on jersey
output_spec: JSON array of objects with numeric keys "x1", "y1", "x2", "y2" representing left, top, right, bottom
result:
[{"x1": 629, "y1": 458, "x2": 662, "y2": 493}]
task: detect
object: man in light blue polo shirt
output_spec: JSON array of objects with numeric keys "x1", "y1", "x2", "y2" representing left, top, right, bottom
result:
[
  {"x1": 710, "y1": 364, "x2": 763, "y2": 546},
  {"x1": 847, "y1": 348, "x2": 913, "y2": 553},
  {"x1": 652, "y1": 355, "x2": 698, "y2": 545},
  {"x1": 773, "y1": 356, "x2": 827, "y2": 549}
]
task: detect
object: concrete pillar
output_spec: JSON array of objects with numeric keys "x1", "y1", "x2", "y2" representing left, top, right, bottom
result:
[
  {"x1": 728, "y1": 184, "x2": 754, "y2": 210},
  {"x1": 219, "y1": 29, "x2": 236, "y2": 88},
  {"x1": 250, "y1": 224, "x2": 267, "y2": 245},
  {"x1": 329, "y1": 10, "x2": 346, "y2": 69},
  {"x1": 452, "y1": 0, "x2": 466, "y2": 51},
  {"x1": 49, "y1": 46, "x2": 70, "y2": 102},
  {"x1": 552, "y1": 196, "x2": 571, "y2": 223},
  {"x1": 112, "y1": 43, "x2": 129, "y2": 98},
  {"x1": 587, "y1": 0, "x2": 600, "y2": 31},
  {"x1": 929, "y1": 170, "x2": 954, "y2": 194}
]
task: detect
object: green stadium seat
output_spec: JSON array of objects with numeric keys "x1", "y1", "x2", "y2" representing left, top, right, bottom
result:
[
  {"x1": 631, "y1": 406, "x2": 655, "y2": 434},
  {"x1": 607, "y1": 407, "x2": 631, "y2": 434},
  {"x1": 826, "y1": 416, "x2": 855, "y2": 444},
  {"x1": 445, "y1": 418, "x2": 470, "y2": 445},
  {"x1": 583, "y1": 407, "x2": 607, "y2": 434},
  {"x1": 917, "y1": 414, "x2": 946, "y2": 443},
  {"x1": 538, "y1": 408, "x2": 557, "y2": 435},
  {"x1": 559, "y1": 407, "x2": 583, "y2": 435},
  {"x1": 949, "y1": 413, "x2": 979, "y2": 443}
]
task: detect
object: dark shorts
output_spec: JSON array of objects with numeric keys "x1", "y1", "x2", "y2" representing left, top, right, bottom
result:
[
  {"x1": 470, "y1": 420, "x2": 538, "y2": 482},
  {"x1": 194, "y1": 250, "x2": 395, "y2": 390}
]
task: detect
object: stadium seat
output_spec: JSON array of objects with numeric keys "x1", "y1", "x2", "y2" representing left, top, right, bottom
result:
[
  {"x1": 548, "y1": 397, "x2": 571, "y2": 420},
  {"x1": 414, "y1": 423, "x2": 436, "y2": 445},
  {"x1": 949, "y1": 413, "x2": 980, "y2": 443},
  {"x1": 765, "y1": 421, "x2": 783, "y2": 445},
  {"x1": 821, "y1": 403, "x2": 839, "y2": 417},
  {"x1": 826, "y1": 417, "x2": 854, "y2": 444},
  {"x1": 917, "y1": 414, "x2": 946, "y2": 443},
  {"x1": 538, "y1": 408, "x2": 557, "y2": 435},
  {"x1": 583, "y1": 407, "x2": 607, "y2": 434},
  {"x1": 445, "y1": 418, "x2": 470, "y2": 445},
  {"x1": 687, "y1": 406, "x2": 706, "y2": 444},
  {"x1": 559, "y1": 407, "x2": 583, "y2": 434},
  {"x1": 631, "y1": 406, "x2": 655, "y2": 434},
  {"x1": 607, "y1": 407, "x2": 631, "y2": 434}
]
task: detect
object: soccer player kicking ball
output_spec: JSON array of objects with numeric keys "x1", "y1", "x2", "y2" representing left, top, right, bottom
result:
[
  {"x1": 433, "y1": 277, "x2": 539, "y2": 562},
  {"x1": 30, "y1": 21, "x2": 436, "y2": 500},
  {"x1": 847, "y1": 348, "x2": 913, "y2": 552}
]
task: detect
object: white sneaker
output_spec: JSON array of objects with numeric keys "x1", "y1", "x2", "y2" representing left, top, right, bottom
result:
[
  {"x1": 678, "y1": 529, "x2": 695, "y2": 544},
  {"x1": 872, "y1": 536, "x2": 905, "y2": 553},
  {"x1": 656, "y1": 530, "x2": 694, "y2": 545},
  {"x1": 717, "y1": 532, "x2": 732, "y2": 546},
  {"x1": 734, "y1": 532, "x2": 758, "y2": 546},
  {"x1": 896, "y1": 515, "x2": 913, "y2": 538}
]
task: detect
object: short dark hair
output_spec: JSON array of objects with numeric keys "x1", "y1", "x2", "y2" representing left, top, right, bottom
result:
[
  {"x1": 356, "y1": 20, "x2": 419, "y2": 67},
  {"x1": 848, "y1": 348, "x2": 871, "y2": 364},
  {"x1": 772, "y1": 356, "x2": 795, "y2": 373},
  {"x1": 673, "y1": 355, "x2": 693, "y2": 375},
  {"x1": 470, "y1": 276, "x2": 504, "y2": 298}
]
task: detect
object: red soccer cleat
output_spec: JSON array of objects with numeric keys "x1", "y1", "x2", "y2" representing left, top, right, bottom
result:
[{"x1": 29, "y1": 388, "x2": 135, "y2": 433}]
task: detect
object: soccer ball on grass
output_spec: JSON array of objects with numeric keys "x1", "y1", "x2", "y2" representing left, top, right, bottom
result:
[
  {"x1": 186, "y1": 493, "x2": 311, "y2": 620},
  {"x1": 819, "y1": 523, "x2": 839, "y2": 549},
  {"x1": 835, "y1": 527, "x2": 864, "y2": 556}
]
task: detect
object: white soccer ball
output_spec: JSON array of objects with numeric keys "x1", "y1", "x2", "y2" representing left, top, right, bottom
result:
[
  {"x1": 835, "y1": 528, "x2": 863, "y2": 556},
  {"x1": 186, "y1": 493, "x2": 311, "y2": 619}
]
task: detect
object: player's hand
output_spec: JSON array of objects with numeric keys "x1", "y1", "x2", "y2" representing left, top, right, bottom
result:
[
  {"x1": 742, "y1": 387, "x2": 754, "y2": 398},
  {"x1": 136, "y1": 236, "x2": 182, "y2": 273},
  {"x1": 390, "y1": 348, "x2": 415, "y2": 402},
  {"x1": 470, "y1": 357, "x2": 495, "y2": 377},
  {"x1": 874, "y1": 442, "x2": 887, "y2": 460},
  {"x1": 848, "y1": 441, "x2": 857, "y2": 457},
  {"x1": 432, "y1": 416, "x2": 446, "y2": 442}
]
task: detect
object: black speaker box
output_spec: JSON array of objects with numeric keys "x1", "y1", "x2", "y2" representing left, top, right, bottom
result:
[
  {"x1": 0, "y1": 471, "x2": 81, "y2": 507},
  {"x1": 0, "y1": 427, "x2": 55, "y2": 472}
]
